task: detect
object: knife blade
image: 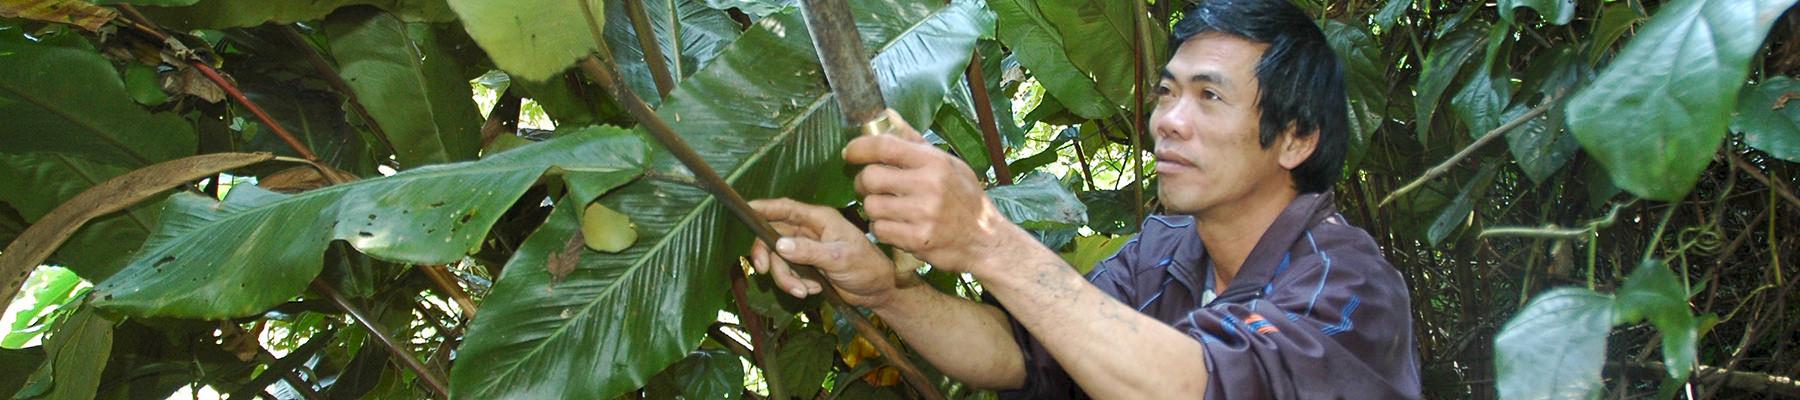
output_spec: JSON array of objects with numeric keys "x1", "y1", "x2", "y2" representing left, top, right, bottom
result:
[{"x1": 799, "y1": 0, "x2": 894, "y2": 137}]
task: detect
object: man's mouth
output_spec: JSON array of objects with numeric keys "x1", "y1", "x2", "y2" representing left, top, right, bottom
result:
[{"x1": 1155, "y1": 149, "x2": 1195, "y2": 171}]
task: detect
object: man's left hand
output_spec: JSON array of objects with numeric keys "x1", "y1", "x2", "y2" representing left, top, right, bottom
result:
[{"x1": 842, "y1": 110, "x2": 1018, "y2": 274}]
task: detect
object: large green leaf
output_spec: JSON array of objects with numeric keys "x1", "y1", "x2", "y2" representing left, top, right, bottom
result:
[
  {"x1": 448, "y1": 0, "x2": 607, "y2": 82},
  {"x1": 14, "y1": 301, "x2": 112, "y2": 400},
  {"x1": 643, "y1": 348, "x2": 744, "y2": 400},
  {"x1": 1450, "y1": 60, "x2": 1512, "y2": 140},
  {"x1": 1324, "y1": 21, "x2": 1386, "y2": 170},
  {"x1": 1426, "y1": 161, "x2": 1498, "y2": 246},
  {"x1": 0, "y1": 30, "x2": 193, "y2": 167},
  {"x1": 1566, "y1": 0, "x2": 1800, "y2": 201},
  {"x1": 700, "y1": 0, "x2": 792, "y2": 19},
  {"x1": 323, "y1": 8, "x2": 483, "y2": 168},
  {"x1": 90, "y1": 129, "x2": 648, "y2": 318},
  {"x1": 1494, "y1": 288, "x2": 1614, "y2": 400},
  {"x1": 0, "y1": 346, "x2": 45, "y2": 397},
  {"x1": 605, "y1": 0, "x2": 743, "y2": 104},
  {"x1": 1060, "y1": 233, "x2": 1132, "y2": 275},
  {"x1": 0, "y1": 154, "x2": 162, "y2": 281},
  {"x1": 130, "y1": 0, "x2": 456, "y2": 29},
  {"x1": 775, "y1": 328, "x2": 835, "y2": 398},
  {"x1": 988, "y1": 172, "x2": 1086, "y2": 230},
  {"x1": 1413, "y1": 25, "x2": 1485, "y2": 143},
  {"x1": 1499, "y1": 0, "x2": 1577, "y2": 26},
  {"x1": 989, "y1": 0, "x2": 1115, "y2": 119},
  {"x1": 2, "y1": 267, "x2": 81, "y2": 349},
  {"x1": 450, "y1": 1, "x2": 985, "y2": 397},
  {"x1": 1614, "y1": 260, "x2": 1698, "y2": 382},
  {"x1": 1732, "y1": 76, "x2": 1800, "y2": 162},
  {"x1": 1039, "y1": 0, "x2": 1137, "y2": 109}
]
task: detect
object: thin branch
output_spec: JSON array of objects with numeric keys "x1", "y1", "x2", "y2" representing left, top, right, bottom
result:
[
  {"x1": 1129, "y1": 0, "x2": 1152, "y2": 223},
  {"x1": 419, "y1": 264, "x2": 477, "y2": 320},
  {"x1": 1379, "y1": 96, "x2": 1557, "y2": 208},
  {"x1": 728, "y1": 260, "x2": 783, "y2": 400},
  {"x1": 278, "y1": 25, "x2": 398, "y2": 156},
  {"x1": 1727, "y1": 151, "x2": 1800, "y2": 213},
  {"x1": 623, "y1": 0, "x2": 677, "y2": 97},
  {"x1": 1071, "y1": 132, "x2": 1097, "y2": 191},
  {"x1": 311, "y1": 280, "x2": 449, "y2": 398},
  {"x1": 964, "y1": 50, "x2": 1012, "y2": 185}
]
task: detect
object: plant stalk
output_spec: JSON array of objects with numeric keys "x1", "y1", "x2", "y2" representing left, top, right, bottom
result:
[
  {"x1": 419, "y1": 264, "x2": 478, "y2": 319},
  {"x1": 964, "y1": 50, "x2": 1012, "y2": 185},
  {"x1": 1379, "y1": 96, "x2": 1556, "y2": 208},
  {"x1": 624, "y1": 0, "x2": 677, "y2": 97},
  {"x1": 311, "y1": 280, "x2": 449, "y2": 398}
]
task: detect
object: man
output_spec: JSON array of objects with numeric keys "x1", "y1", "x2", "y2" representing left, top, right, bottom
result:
[{"x1": 747, "y1": 0, "x2": 1421, "y2": 397}]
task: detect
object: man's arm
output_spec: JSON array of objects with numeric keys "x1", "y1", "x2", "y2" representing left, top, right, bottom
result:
[{"x1": 868, "y1": 283, "x2": 1024, "y2": 389}]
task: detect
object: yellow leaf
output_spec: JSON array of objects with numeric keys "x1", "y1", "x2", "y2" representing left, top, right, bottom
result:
[{"x1": 580, "y1": 202, "x2": 636, "y2": 253}]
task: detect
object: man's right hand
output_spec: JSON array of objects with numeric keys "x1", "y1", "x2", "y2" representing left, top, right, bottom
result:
[{"x1": 748, "y1": 198, "x2": 898, "y2": 308}]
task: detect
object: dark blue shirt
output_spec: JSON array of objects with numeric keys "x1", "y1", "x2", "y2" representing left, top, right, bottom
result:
[{"x1": 995, "y1": 192, "x2": 1422, "y2": 399}]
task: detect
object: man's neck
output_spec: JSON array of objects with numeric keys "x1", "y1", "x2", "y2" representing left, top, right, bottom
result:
[{"x1": 1194, "y1": 186, "x2": 1299, "y2": 294}]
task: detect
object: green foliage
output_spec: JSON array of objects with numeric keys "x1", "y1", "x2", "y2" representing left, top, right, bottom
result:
[
  {"x1": 1734, "y1": 76, "x2": 1800, "y2": 162},
  {"x1": 322, "y1": 7, "x2": 483, "y2": 168},
  {"x1": 1567, "y1": 0, "x2": 1800, "y2": 201},
  {"x1": 1494, "y1": 261, "x2": 1703, "y2": 399},
  {"x1": 14, "y1": 302, "x2": 112, "y2": 400},
  {"x1": 0, "y1": 30, "x2": 194, "y2": 167},
  {"x1": 447, "y1": 0, "x2": 608, "y2": 82}
]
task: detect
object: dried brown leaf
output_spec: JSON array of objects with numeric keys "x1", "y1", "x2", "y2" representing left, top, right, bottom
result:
[{"x1": 0, "y1": 0, "x2": 117, "y2": 32}]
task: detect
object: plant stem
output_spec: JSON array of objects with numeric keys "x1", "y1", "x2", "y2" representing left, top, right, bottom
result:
[
  {"x1": 278, "y1": 25, "x2": 399, "y2": 157},
  {"x1": 419, "y1": 264, "x2": 477, "y2": 319},
  {"x1": 624, "y1": 0, "x2": 677, "y2": 97},
  {"x1": 965, "y1": 50, "x2": 1012, "y2": 185},
  {"x1": 311, "y1": 280, "x2": 449, "y2": 398},
  {"x1": 728, "y1": 261, "x2": 784, "y2": 399},
  {"x1": 1727, "y1": 151, "x2": 1800, "y2": 214},
  {"x1": 1379, "y1": 95, "x2": 1556, "y2": 208}
]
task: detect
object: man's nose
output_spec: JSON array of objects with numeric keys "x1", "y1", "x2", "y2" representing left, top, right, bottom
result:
[{"x1": 1152, "y1": 100, "x2": 1194, "y2": 142}]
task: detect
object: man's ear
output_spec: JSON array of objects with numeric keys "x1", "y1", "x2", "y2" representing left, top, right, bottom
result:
[{"x1": 1277, "y1": 126, "x2": 1319, "y2": 170}]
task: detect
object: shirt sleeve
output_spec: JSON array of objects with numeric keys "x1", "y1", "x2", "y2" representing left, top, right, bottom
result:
[{"x1": 1179, "y1": 229, "x2": 1421, "y2": 400}]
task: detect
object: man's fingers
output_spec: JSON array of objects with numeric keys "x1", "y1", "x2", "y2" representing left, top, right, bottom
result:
[
  {"x1": 876, "y1": 109, "x2": 926, "y2": 144},
  {"x1": 752, "y1": 198, "x2": 843, "y2": 237},
  {"x1": 843, "y1": 135, "x2": 932, "y2": 168},
  {"x1": 853, "y1": 165, "x2": 912, "y2": 197},
  {"x1": 773, "y1": 237, "x2": 850, "y2": 272},
  {"x1": 862, "y1": 194, "x2": 920, "y2": 223},
  {"x1": 765, "y1": 254, "x2": 820, "y2": 298},
  {"x1": 869, "y1": 220, "x2": 927, "y2": 251}
]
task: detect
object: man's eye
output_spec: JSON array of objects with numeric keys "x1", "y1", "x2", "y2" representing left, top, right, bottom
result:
[
  {"x1": 1202, "y1": 90, "x2": 1222, "y2": 101},
  {"x1": 1154, "y1": 85, "x2": 1173, "y2": 96}
]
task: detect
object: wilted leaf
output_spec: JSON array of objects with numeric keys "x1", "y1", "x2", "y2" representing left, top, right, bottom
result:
[
  {"x1": 1494, "y1": 288, "x2": 1614, "y2": 400},
  {"x1": 579, "y1": 202, "x2": 636, "y2": 253},
  {"x1": 1732, "y1": 76, "x2": 1800, "y2": 162},
  {"x1": 0, "y1": 152, "x2": 272, "y2": 314},
  {"x1": 90, "y1": 130, "x2": 646, "y2": 319},
  {"x1": 448, "y1": 0, "x2": 607, "y2": 82},
  {"x1": 450, "y1": 1, "x2": 985, "y2": 398},
  {"x1": 0, "y1": 0, "x2": 117, "y2": 31},
  {"x1": 1567, "y1": 0, "x2": 1800, "y2": 201},
  {"x1": 0, "y1": 29, "x2": 195, "y2": 167},
  {"x1": 323, "y1": 7, "x2": 483, "y2": 168}
]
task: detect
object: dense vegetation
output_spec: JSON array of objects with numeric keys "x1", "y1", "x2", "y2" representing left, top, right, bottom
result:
[{"x1": 0, "y1": 0, "x2": 1797, "y2": 398}]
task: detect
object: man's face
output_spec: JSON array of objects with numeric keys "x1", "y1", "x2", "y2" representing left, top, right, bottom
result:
[{"x1": 1151, "y1": 32, "x2": 1309, "y2": 217}]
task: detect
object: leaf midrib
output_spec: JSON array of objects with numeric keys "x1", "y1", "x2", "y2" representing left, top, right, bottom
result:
[{"x1": 0, "y1": 77, "x2": 155, "y2": 166}]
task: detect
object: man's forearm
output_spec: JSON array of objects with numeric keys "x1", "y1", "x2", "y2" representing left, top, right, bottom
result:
[
  {"x1": 869, "y1": 282, "x2": 1025, "y2": 390},
  {"x1": 970, "y1": 225, "x2": 1209, "y2": 399}
]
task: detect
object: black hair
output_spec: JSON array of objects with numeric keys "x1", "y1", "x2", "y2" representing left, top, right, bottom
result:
[{"x1": 1169, "y1": 0, "x2": 1348, "y2": 194}]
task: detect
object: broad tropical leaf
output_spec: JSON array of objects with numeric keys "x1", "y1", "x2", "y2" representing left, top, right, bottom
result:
[
  {"x1": 1427, "y1": 161, "x2": 1498, "y2": 246},
  {"x1": 0, "y1": 29, "x2": 194, "y2": 167},
  {"x1": 1038, "y1": 0, "x2": 1140, "y2": 109},
  {"x1": 451, "y1": 1, "x2": 987, "y2": 397},
  {"x1": 1614, "y1": 260, "x2": 1698, "y2": 382},
  {"x1": 989, "y1": 0, "x2": 1115, "y2": 119},
  {"x1": 989, "y1": 172, "x2": 1086, "y2": 230},
  {"x1": 700, "y1": 0, "x2": 792, "y2": 19},
  {"x1": 14, "y1": 301, "x2": 112, "y2": 400},
  {"x1": 1324, "y1": 21, "x2": 1386, "y2": 170},
  {"x1": 1413, "y1": 25, "x2": 1484, "y2": 142},
  {"x1": 604, "y1": 0, "x2": 743, "y2": 104},
  {"x1": 1498, "y1": 0, "x2": 1577, "y2": 25},
  {"x1": 448, "y1": 0, "x2": 608, "y2": 82},
  {"x1": 1566, "y1": 0, "x2": 1800, "y2": 201},
  {"x1": 91, "y1": 129, "x2": 649, "y2": 318},
  {"x1": 1494, "y1": 288, "x2": 1614, "y2": 400},
  {"x1": 643, "y1": 348, "x2": 744, "y2": 400},
  {"x1": 0, "y1": 154, "x2": 160, "y2": 281},
  {"x1": 323, "y1": 7, "x2": 483, "y2": 168}
]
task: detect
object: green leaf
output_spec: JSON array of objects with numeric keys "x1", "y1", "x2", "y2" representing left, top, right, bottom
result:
[
  {"x1": 1413, "y1": 25, "x2": 1485, "y2": 143},
  {"x1": 0, "y1": 30, "x2": 194, "y2": 167},
  {"x1": 130, "y1": 0, "x2": 456, "y2": 29},
  {"x1": 990, "y1": 0, "x2": 1115, "y2": 119},
  {"x1": 1451, "y1": 62, "x2": 1512, "y2": 140},
  {"x1": 931, "y1": 104, "x2": 993, "y2": 175},
  {"x1": 1039, "y1": 0, "x2": 1138, "y2": 110},
  {"x1": 323, "y1": 8, "x2": 483, "y2": 168},
  {"x1": 700, "y1": 0, "x2": 792, "y2": 19},
  {"x1": 775, "y1": 329, "x2": 834, "y2": 399},
  {"x1": 1324, "y1": 21, "x2": 1386, "y2": 170},
  {"x1": 121, "y1": 64, "x2": 168, "y2": 107},
  {"x1": 1373, "y1": 0, "x2": 1410, "y2": 31},
  {"x1": 605, "y1": 0, "x2": 744, "y2": 105},
  {"x1": 448, "y1": 0, "x2": 607, "y2": 82},
  {"x1": 1502, "y1": 102, "x2": 1578, "y2": 184},
  {"x1": 1494, "y1": 288, "x2": 1614, "y2": 400},
  {"x1": 450, "y1": 1, "x2": 985, "y2": 398},
  {"x1": 0, "y1": 154, "x2": 162, "y2": 281},
  {"x1": 1732, "y1": 76, "x2": 1800, "y2": 162},
  {"x1": 0, "y1": 346, "x2": 45, "y2": 397},
  {"x1": 1589, "y1": 3, "x2": 1647, "y2": 65},
  {"x1": 15, "y1": 300, "x2": 112, "y2": 400},
  {"x1": 1615, "y1": 260, "x2": 1697, "y2": 382},
  {"x1": 1060, "y1": 233, "x2": 1132, "y2": 275},
  {"x1": 90, "y1": 129, "x2": 648, "y2": 319},
  {"x1": 644, "y1": 348, "x2": 743, "y2": 400},
  {"x1": 988, "y1": 172, "x2": 1086, "y2": 230},
  {"x1": 1427, "y1": 161, "x2": 1499, "y2": 246},
  {"x1": 1077, "y1": 188, "x2": 1136, "y2": 236},
  {"x1": 1567, "y1": 0, "x2": 1800, "y2": 201},
  {"x1": 3, "y1": 267, "x2": 81, "y2": 349},
  {"x1": 1499, "y1": 0, "x2": 1577, "y2": 26}
]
